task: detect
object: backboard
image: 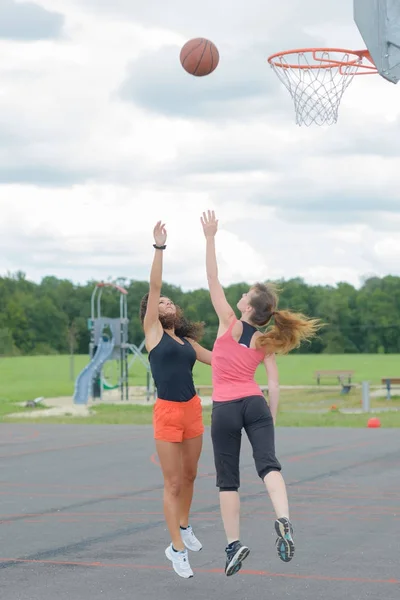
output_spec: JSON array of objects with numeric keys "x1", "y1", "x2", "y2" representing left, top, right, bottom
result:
[{"x1": 354, "y1": 0, "x2": 400, "y2": 84}]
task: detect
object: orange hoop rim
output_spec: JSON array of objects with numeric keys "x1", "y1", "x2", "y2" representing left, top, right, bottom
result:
[{"x1": 267, "y1": 47, "x2": 377, "y2": 73}]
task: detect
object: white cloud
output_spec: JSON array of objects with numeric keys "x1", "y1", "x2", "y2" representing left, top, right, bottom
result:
[
  {"x1": 373, "y1": 238, "x2": 400, "y2": 270},
  {"x1": 300, "y1": 266, "x2": 362, "y2": 287},
  {"x1": 0, "y1": 0, "x2": 64, "y2": 41},
  {"x1": 327, "y1": 226, "x2": 366, "y2": 245},
  {"x1": 0, "y1": 0, "x2": 399, "y2": 293}
]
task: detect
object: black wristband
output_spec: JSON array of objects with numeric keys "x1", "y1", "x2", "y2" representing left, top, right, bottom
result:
[{"x1": 153, "y1": 244, "x2": 166, "y2": 250}]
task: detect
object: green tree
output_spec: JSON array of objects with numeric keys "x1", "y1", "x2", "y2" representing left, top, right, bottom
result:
[{"x1": 1, "y1": 273, "x2": 399, "y2": 355}]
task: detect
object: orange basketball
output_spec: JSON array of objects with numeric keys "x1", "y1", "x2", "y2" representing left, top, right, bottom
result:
[{"x1": 180, "y1": 38, "x2": 219, "y2": 77}]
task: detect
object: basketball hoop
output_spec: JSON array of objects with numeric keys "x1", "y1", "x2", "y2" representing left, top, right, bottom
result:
[{"x1": 267, "y1": 48, "x2": 377, "y2": 126}]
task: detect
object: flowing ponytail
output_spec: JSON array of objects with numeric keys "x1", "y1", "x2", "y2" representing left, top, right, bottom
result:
[
  {"x1": 248, "y1": 282, "x2": 322, "y2": 355},
  {"x1": 255, "y1": 309, "x2": 321, "y2": 354}
]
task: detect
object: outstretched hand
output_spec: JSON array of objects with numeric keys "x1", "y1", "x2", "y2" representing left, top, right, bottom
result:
[
  {"x1": 153, "y1": 221, "x2": 167, "y2": 246},
  {"x1": 201, "y1": 210, "x2": 218, "y2": 238}
]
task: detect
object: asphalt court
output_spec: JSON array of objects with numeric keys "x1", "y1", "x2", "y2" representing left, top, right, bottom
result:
[{"x1": 0, "y1": 423, "x2": 399, "y2": 600}]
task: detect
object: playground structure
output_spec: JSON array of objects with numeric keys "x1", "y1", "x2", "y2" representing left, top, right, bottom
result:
[{"x1": 73, "y1": 282, "x2": 154, "y2": 405}]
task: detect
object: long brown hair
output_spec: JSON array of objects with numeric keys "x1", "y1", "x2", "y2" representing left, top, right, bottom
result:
[
  {"x1": 139, "y1": 293, "x2": 204, "y2": 342},
  {"x1": 248, "y1": 282, "x2": 322, "y2": 354}
]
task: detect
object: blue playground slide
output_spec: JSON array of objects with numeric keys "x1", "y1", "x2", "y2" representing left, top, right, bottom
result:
[{"x1": 73, "y1": 336, "x2": 115, "y2": 405}]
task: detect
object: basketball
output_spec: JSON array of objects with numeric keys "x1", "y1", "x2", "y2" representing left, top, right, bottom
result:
[{"x1": 180, "y1": 38, "x2": 219, "y2": 77}]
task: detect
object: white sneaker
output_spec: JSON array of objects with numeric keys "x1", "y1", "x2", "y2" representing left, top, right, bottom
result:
[
  {"x1": 165, "y1": 543, "x2": 194, "y2": 579},
  {"x1": 181, "y1": 525, "x2": 203, "y2": 552}
]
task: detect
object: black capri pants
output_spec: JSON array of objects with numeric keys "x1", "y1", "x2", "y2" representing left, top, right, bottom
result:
[{"x1": 211, "y1": 395, "x2": 281, "y2": 491}]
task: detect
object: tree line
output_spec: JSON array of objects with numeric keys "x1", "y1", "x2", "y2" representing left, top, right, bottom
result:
[{"x1": 0, "y1": 271, "x2": 399, "y2": 356}]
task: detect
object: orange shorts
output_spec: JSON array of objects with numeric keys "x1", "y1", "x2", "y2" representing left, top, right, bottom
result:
[{"x1": 153, "y1": 395, "x2": 204, "y2": 443}]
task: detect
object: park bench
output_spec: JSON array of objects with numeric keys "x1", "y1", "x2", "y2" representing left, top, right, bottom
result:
[
  {"x1": 381, "y1": 378, "x2": 400, "y2": 400},
  {"x1": 195, "y1": 385, "x2": 213, "y2": 397},
  {"x1": 314, "y1": 370, "x2": 355, "y2": 394}
]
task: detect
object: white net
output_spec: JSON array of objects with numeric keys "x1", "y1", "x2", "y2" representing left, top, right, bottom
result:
[{"x1": 269, "y1": 50, "x2": 367, "y2": 126}]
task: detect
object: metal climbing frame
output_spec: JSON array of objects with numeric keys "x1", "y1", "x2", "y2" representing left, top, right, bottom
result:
[
  {"x1": 90, "y1": 282, "x2": 129, "y2": 402},
  {"x1": 75, "y1": 282, "x2": 153, "y2": 405}
]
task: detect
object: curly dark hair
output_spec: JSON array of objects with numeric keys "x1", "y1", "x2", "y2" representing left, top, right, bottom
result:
[{"x1": 139, "y1": 292, "x2": 204, "y2": 342}]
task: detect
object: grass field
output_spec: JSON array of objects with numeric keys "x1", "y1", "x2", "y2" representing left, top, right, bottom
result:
[
  {"x1": 1, "y1": 353, "x2": 400, "y2": 427},
  {"x1": 4, "y1": 393, "x2": 400, "y2": 427},
  {"x1": 2, "y1": 353, "x2": 400, "y2": 403}
]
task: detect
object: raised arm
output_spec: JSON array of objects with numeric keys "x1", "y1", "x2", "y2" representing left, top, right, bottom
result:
[
  {"x1": 201, "y1": 210, "x2": 235, "y2": 327},
  {"x1": 185, "y1": 338, "x2": 212, "y2": 365},
  {"x1": 264, "y1": 353, "x2": 279, "y2": 424},
  {"x1": 143, "y1": 222, "x2": 167, "y2": 344}
]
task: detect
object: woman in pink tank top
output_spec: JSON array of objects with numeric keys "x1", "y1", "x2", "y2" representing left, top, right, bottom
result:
[{"x1": 201, "y1": 210, "x2": 321, "y2": 577}]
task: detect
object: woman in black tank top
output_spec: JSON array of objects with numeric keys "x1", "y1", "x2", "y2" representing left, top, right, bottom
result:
[{"x1": 140, "y1": 221, "x2": 212, "y2": 579}]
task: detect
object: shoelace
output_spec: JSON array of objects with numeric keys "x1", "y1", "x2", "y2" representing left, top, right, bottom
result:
[
  {"x1": 179, "y1": 555, "x2": 191, "y2": 568},
  {"x1": 227, "y1": 548, "x2": 237, "y2": 560}
]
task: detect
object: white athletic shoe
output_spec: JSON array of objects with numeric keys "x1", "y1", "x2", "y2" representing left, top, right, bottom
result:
[
  {"x1": 165, "y1": 543, "x2": 194, "y2": 579},
  {"x1": 181, "y1": 525, "x2": 203, "y2": 552}
]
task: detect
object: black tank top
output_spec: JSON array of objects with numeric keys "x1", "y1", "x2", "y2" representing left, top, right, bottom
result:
[
  {"x1": 148, "y1": 333, "x2": 197, "y2": 402},
  {"x1": 239, "y1": 321, "x2": 258, "y2": 348}
]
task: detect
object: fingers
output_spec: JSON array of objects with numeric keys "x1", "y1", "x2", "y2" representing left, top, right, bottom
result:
[
  {"x1": 155, "y1": 212, "x2": 218, "y2": 236},
  {"x1": 153, "y1": 221, "x2": 167, "y2": 245},
  {"x1": 201, "y1": 210, "x2": 217, "y2": 224},
  {"x1": 153, "y1": 221, "x2": 166, "y2": 231}
]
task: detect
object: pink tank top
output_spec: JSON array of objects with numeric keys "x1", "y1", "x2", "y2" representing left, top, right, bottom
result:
[{"x1": 211, "y1": 318, "x2": 265, "y2": 402}]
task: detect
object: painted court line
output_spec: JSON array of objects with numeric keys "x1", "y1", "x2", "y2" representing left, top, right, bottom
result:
[
  {"x1": 0, "y1": 430, "x2": 40, "y2": 443},
  {"x1": 0, "y1": 558, "x2": 398, "y2": 585},
  {"x1": 0, "y1": 432, "x2": 150, "y2": 460},
  {"x1": 150, "y1": 438, "x2": 380, "y2": 472}
]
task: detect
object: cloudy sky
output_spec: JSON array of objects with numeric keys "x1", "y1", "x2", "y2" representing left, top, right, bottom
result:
[{"x1": 1, "y1": 0, "x2": 399, "y2": 291}]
